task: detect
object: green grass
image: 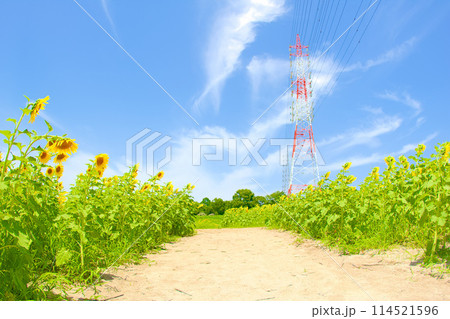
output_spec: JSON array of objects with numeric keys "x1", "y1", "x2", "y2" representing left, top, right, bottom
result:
[{"x1": 195, "y1": 215, "x2": 224, "y2": 229}]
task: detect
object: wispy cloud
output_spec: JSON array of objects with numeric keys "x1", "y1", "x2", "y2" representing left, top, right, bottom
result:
[
  {"x1": 322, "y1": 132, "x2": 438, "y2": 172},
  {"x1": 379, "y1": 91, "x2": 422, "y2": 116},
  {"x1": 194, "y1": 0, "x2": 286, "y2": 111},
  {"x1": 344, "y1": 37, "x2": 418, "y2": 72},
  {"x1": 100, "y1": 0, "x2": 117, "y2": 36},
  {"x1": 246, "y1": 56, "x2": 288, "y2": 96},
  {"x1": 318, "y1": 113, "x2": 403, "y2": 151}
]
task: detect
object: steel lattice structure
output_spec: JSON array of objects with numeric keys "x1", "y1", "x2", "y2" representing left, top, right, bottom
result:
[{"x1": 283, "y1": 35, "x2": 320, "y2": 195}]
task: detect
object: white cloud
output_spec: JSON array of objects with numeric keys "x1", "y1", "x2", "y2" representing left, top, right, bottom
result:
[
  {"x1": 101, "y1": 0, "x2": 117, "y2": 35},
  {"x1": 246, "y1": 56, "x2": 288, "y2": 95},
  {"x1": 194, "y1": 0, "x2": 286, "y2": 111},
  {"x1": 318, "y1": 114, "x2": 403, "y2": 151},
  {"x1": 157, "y1": 100, "x2": 291, "y2": 200},
  {"x1": 379, "y1": 91, "x2": 422, "y2": 116},
  {"x1": 344, "y1": 37, "x2": 418, "y2": 72}
]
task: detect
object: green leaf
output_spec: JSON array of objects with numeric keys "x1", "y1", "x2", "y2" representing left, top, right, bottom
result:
[
  {"x1": 6, "y1": 118, "x2": 17, "y2": 125},
  {"x1": 17, "y1": 232, "x2": 32, "y2": 250},
  {"x1": 0, "y1": 130, "x2": 12, "y2": 139},
  {"x1": 337, "y1": 199, "x2": 347, "y2": 208},
  {"x1": 55, "y1": 249, "x2": 72, "y2": 267},
  {"x1": 44, "y1": 120, "x2": 53, "y2": 133}
]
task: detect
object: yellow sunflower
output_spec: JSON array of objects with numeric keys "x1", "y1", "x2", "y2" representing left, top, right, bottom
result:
[
  {"x1": 132, "y1": 164, "x2": 139, "y2": 178},
  {"x1": 55, "y1": 165, "x2": 64, "y2": 178},
  {"x1": 156, "y1": 171, "x2": 164, "y2": 180},
  {"x1": 58, "y1": 192, "x2": 68, "y2": 205},
  {"x1": 53, "y1": 153, "x2": 69, "y2": 164},
  {"x1": 347, "y1": 175, "x2": 357, "y2": 184},
  {"x1": 417, "y1": 144, "x2": 426, "y2": 154},
  {"x1": 39, "y1": 150, "x2": 51, "y2": 164},
  {"x1": 46, "y1": 167, "x2": 54, "y2": 177},
  {"x1": 324, "y1": 171, "x2": 330, "y2": 179},
  {"x1": 140, "y1": 184, "x2": 151, "y2": 192},
  {"x1": 372, "y1": 167, "x2": 380, "y2": 174},
  {"x1": 343, "y1": 162, "x2": 352, "y2": 171},
  {"x1": 47, "y1": 138, "x2": 78, "y2": 155},
  {"x1": 29, "y1": 96, "x2": 49, "y2": 123},
  {"x1": 97, "y1": 169, "x2": 105, "y2": 178},
  {"x1": 94, "y1": 154, "x2": 109, "y2": 171}
]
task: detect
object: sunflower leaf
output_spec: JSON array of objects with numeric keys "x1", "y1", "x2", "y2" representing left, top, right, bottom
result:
[
  {"x1": 44, "y1": 120, "x2": 53, "y2": 133},
  {"x1": 55, "y1": 248, "x2": 72, "y2": 267},
  {"x1": 0, "y1": 130, "x2": 12, "y2": 139}
]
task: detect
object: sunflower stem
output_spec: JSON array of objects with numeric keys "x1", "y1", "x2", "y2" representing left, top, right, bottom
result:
[{"x1": 1, "y1": 105, "x2": 29, "y2": 181}]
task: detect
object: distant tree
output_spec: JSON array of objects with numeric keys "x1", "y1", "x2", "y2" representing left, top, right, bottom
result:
[
  {"x1": 252, "y1": 195, "x2": 267, "y2": 207},
  {"x1": 211, "y1": 198, "x2": 227, "y2": 215},
  {"x1": 232, "y1": 189, "x2": 255, "y2": 208},
  {"x1": 201, "y1": 197, "x2": 211, "y2": 206},
  {"x1": 198, "y1": 197, "x2": 213, "y2": 215},
  {"x1": 265, "y1": 191, "x2": 285, "y2": 204}
]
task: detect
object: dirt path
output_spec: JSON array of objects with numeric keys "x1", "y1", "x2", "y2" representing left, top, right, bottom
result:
[{"x1": 71, "y1": 228, "x2": 449, "y2": 301}]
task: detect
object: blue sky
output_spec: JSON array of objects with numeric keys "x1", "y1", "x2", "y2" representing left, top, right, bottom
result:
[{"x1": 1, "y1": 0, "x2": 449, "y2": 201}]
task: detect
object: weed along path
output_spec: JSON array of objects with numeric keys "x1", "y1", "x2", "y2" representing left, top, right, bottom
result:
[{"x1": 71, "y1": 228, "x2": 449, "y2": 301}]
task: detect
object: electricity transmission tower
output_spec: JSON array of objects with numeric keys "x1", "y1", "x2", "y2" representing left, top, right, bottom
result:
[{"x1": 283, "y1": 35, "x2": 320, "y2": 195}]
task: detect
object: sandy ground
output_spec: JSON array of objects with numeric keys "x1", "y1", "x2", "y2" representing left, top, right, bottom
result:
[{"x1": 70, "y1": 228, "x2": 449, "y2": 301}]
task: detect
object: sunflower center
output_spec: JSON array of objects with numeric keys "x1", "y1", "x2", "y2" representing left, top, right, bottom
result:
[
  {"x1": 97, "y1": 158, "x2": 104, "y2": 166},
  {"x1": 59, "y1": 141, "x2": 71, "y2": 149}
]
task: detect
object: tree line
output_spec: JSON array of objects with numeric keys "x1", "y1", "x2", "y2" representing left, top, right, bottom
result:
[{"x1": 196, "y1": 189, "x2": 285, "y2": 215}]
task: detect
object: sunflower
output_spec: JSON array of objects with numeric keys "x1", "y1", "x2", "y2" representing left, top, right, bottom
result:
[
  {"x1": 29, "y1": 96, "x2": 49, "y2": 123},
  {"x1": 347, "y1": 175, "x2": 357, "y2": 184},
  {"x1": 132, "y1": 164, "x2": 139, "y2": 178},
  {"x1": 97, "y1": 169, "x2": 104, "y2": 178},
  {"x1": 415, "y1": 144, "x2": 426, "y2": 155},
  {"x1": 324, "y1": 171, "x2": 330, "y2": 179},
  {"x1": 343, "y1": 162, "x2": 352, "y2": 171},
  {"x1": 55, "y1": 165, "x2": 64, "y2": 178},
  {"x1": 47, "y1": 138, "x2": 78, "y2": 155},
  {"x1": 38, "y1": 150, "x2": 51, "y2": 164},
  {"x1": 372, "y1": 167, "x2": 380, "y2": 174},
  {"x1": 46, "y1": 167, "x2": 54, "y2": 177},
  {"x1": 94, "y1": 154, "x2": 109, "y2": 171},
  {"x1": 54, "y1": 153, "x2": 69, "y2": 164},
  {"x1": 156, "y1": 171, "x2": 164, "y2": 180},
  {"x1": 140, "y1": 184, "x2": 151, "y2": 192},
  {"x1": 58, "y1": 192, "x2": 68, "y2": 205},
  {"x1": 384, "y1": 156, "x2": 395, "y2": 167}
]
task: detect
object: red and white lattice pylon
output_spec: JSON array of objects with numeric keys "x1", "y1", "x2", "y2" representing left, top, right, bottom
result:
[{"x1": 283, "y1": 35, "x2": 320, "y2": 195}]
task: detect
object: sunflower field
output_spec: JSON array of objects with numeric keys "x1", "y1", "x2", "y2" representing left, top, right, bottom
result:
[
  {"x1": 222, "y1": 205, "x2": 275, "y2": 228},
  {"x1": 0, "y1": 96, "x2": 198, "y2": 300},
  {"x1": 222, "y1": 142, "x2": 450, "y2": 264}
]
